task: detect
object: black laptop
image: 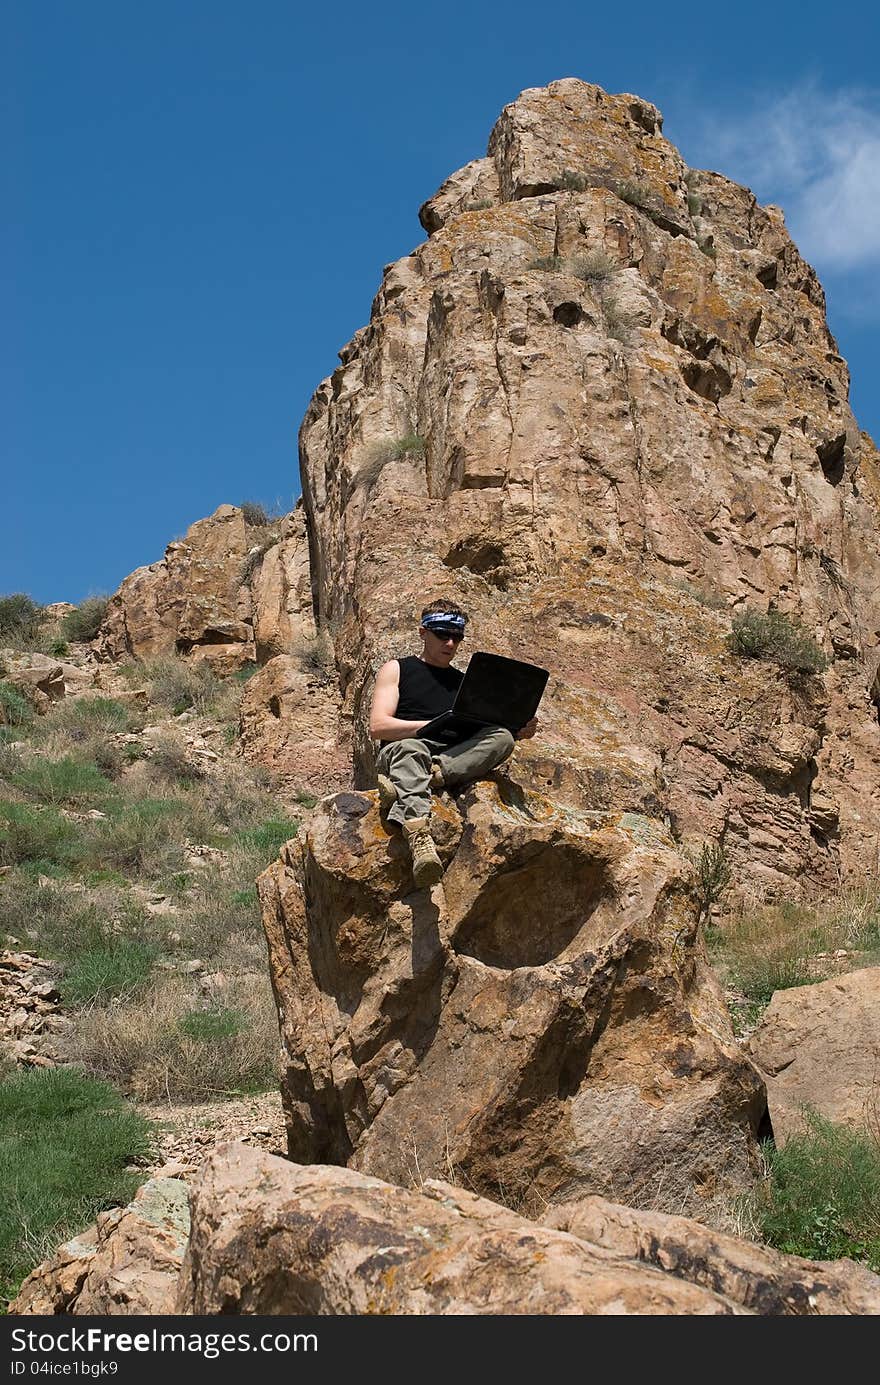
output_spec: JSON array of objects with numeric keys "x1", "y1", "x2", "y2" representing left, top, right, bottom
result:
[{"x1": 419, "y1": 651, "x2": 549, "y2": 745}]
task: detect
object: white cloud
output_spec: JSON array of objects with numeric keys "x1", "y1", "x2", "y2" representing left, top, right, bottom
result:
[{"x1": 684, "y1": 84, "x2": 880, "y2": 272}]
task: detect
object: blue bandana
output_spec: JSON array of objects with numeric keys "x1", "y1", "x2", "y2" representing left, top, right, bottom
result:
[{"x1": 421, "y1": 611, "x2": 466, "y2": 637}]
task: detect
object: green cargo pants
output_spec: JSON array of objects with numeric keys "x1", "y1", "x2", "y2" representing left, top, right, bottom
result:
[{"x1": 375, "y1": 725, "x2": 515, "y2": 827}]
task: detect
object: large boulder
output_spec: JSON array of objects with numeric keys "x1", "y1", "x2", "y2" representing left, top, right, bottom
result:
[
  {"x1": 175, "y1": 1143, "x2": 880, "y2": 1315},
  {"x1": 748, "y1": 967, "x2": 880, "y2": 1145},
  {"x1": 258, "y1": 782, "x2": 765, "y2": 1220},
  {"x1": 298, "y1": 77, "x2": 880, "y2": 893},
  {"x1": 10, "y1": 1178, "x2": 190, "y2": 1315}
]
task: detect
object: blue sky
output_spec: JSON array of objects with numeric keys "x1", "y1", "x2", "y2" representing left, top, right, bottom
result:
[{"x1": 5, "y1": 0, "x2": 879, "y2": 603}]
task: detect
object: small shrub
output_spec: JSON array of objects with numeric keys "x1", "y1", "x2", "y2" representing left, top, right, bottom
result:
[
  {"x1": 571, "y1": 250, "x2": 616, "y2": 283},
  {"x1": 294, "y1": 630, "x2": 335, "y2": 673},
  {"x1": 751, "y1": 1111, "x2": 880, "y2": 1270},
  {"x1": 141, "y1": 655, "x2": 220, "y2": 715},
  {"x1": 389, "y1": 433, "x2": 426, "y2": 460},
  {"x1": 730, "y1": 609, "x2": 829, "y2": 675},
  {"x1": 557, "y1": 169, "x2": 587, "y2": 192},
  {"x1": 63, "y1": 938, "x2": 159, "y2": 1007},
  {"x1": 687, "y1": 191, "x2": 703, "y2": 217},
  {"x1": 695, "y1": 842, "x2": 732, "y2": 922},
  {"x1": 464, "y1": 199, "x2": 493, "y2": 211},
  {"x1": 0, "y1": 594, "x2": 44, "y2": 644},
  {"x1": 61, "y1": 597, "x2": 109, "y2": 643},
  {"x1": 599, "y1": 291, "x2": 637, "y2": 344},
  {"x1": 616, "y1": 179, "x2": 651, "y2": 209},
  {"x1": 699, "y1": 238, "x2": 717, "y2": 260},
  {"x1": 47, "y1": 696, "x2": 140, "y2": 738},
  {"x1": 0, "y1": 681, "x2": 34, "y2": 728},
  {"x1": 47, "y1": 638, "x2": 69, "y2": 657},
  {"x1": 148, "y1": 735, "x2": 202, "y2": 785},
  {"x1": 239, "y1": 501, "x2": 273, "y2": 527},
  {"x1": 90, "y1": 798, "x2": 190, "y2": 875}
]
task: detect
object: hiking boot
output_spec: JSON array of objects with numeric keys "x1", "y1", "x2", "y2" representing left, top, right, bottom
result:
[
  {"x1": 377, "y1": 774, "x2": 398, "y2": 816},
  {"x1": 402, "y1": 817, "x2": 443, "y2": 889}
]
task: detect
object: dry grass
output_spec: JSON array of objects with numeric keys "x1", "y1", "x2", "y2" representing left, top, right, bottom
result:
[
  {"x1": 72, "y1": 972, "x2": 279, "y2": 1101},
  {"x1": 708, "y1": 877, "x2": 880, "y2": 1027}
]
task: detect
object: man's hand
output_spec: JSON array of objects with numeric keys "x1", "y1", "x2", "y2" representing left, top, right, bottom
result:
[{"x1": 515, "y1": 717, "x2": 538, "y2": 740}]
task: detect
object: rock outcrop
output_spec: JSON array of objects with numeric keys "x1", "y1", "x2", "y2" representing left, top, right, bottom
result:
[
  {"x1": 10, "y1": 1178, "x2": 190, "y2": 1316},
  {"x1": 298, "y1": 77, "x2": 880, "y2": 892},
  {"x1": 96, "y1": 505, "x2": 316, "y2": 673},
  {"x1": 174, "y1": 1143, "x2": 880, "y2": 1315},
  {"x1": 258, "y1": 782, "x2": 765, "y2": 1218},
  {"x1": 238, "y1": 654, "x2": 350, "y2": 799},
  {"x1": 748, "y1": 967, "x2": 880, "y2": 1145}
]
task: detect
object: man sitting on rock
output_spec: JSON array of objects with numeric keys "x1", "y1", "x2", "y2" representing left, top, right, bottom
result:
[{"x1": 369, "y1": 599, "x2": 537, "y2": 889}]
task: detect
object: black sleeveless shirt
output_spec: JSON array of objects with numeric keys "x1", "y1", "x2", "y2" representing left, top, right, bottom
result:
[{"x1": 394, "y1": 655, "x2": 463, "y2": 722}]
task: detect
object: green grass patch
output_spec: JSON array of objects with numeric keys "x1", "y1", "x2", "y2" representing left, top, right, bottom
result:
[
  {"x1": 0, "y1": 1067, "x2": 153, "y2": 1306},
  {"x1": 177, "y1": 1007, "x2": 246, "y2": 1041},
  {"x1": 9, "y1": 755, "x2": 115, "y2": 807},
  {"x1": 236, "y1": 817, "x2": 300, "y2": 855},
  {"x1": 751, "y1": 1111, "x2": 880, "y2": 1270},
  {"x1": 62, "y1": 939, "x2": 159, "y2": 1007},
  {"x1": 0, "y1": 802, "x2": 83, "y2": 868}
]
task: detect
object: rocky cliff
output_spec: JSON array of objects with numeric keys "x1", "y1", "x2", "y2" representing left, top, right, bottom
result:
[{"x1": 298, "y1": 77, "x2": 880, "y2": 894}]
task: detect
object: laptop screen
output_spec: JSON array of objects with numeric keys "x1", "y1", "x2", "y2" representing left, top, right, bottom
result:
[{"x1": 454, "y1": 652, "x2": 548, "y2": 729}]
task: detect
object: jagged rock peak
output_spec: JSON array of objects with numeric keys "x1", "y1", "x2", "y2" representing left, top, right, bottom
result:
[{"x1": 299, "y1": 76, "x2": 880, "y2": 892}]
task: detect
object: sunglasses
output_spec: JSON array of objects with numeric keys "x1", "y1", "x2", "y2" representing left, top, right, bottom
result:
[{"x1": 431, "y1": 629, "x2": 464, "y2": 642}]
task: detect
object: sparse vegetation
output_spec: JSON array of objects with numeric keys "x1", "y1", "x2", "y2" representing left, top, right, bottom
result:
[
  {"x1": 61, "y1": 597, "x2": 109, "y2": 643},
  {"x1": 464, "y1": 199, "x2": 493, "y2": 211},
  {"x1": 294, "y1": 629, "x2": 335, "y2": 673},
  {"x1": 616, "y1": 179, "x2": 651, "y2": 209},
  {"x1": 748, "y1": 1111, "x2": 880, "y2": 1270},
  {"x1": 557, "y1": 169, "x2": 588, "y2": 192},
  {"x1": 730, "y1": 608, "x2": 829, "y2": 675},
  {"x1": 694, "y1": 842, "x2": 732, "y2": 923},
  {"x1": 0, "y1": 681, "x2": 34, "y2": 728},
  {"x1": 0, "y1": 594, "x2": 44, "y2": 644},
  {"x1": 599, "y1": 291, "x2": 637, "y2": 344},
  {"x1": 74, "y1": 974, "x2": 278, "y2": 1101},
  {"x1": 240, "y1": 533, "x2": 280, "y2": 584},
  {"x1": 239, "y1": 501, "x2": 279, "y2": 527},
  {"x1": 687, "y1": 192, "x2": 703, "y2": 217},
  {"x1": 137, "y1": 654, "x2": 221, "y2": 715},
  {"x1": 0, "y1": 1067, "x2": 153, "y2": 1306},
  {"x1": 707, "y1": 878, "x2": 880, "y2": 1029},
  {"x1": 572, "y1": 250, "x2": 616, "y2": 283},
  {"x1": 699, "y1": 238, "x2": 717, "y2": 260},
  {"x1": 529, "y1": 254, "x2": 565, "y2": 272}
]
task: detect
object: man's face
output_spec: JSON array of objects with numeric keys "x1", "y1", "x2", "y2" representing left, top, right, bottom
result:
[{"x1": 420, "y1": 625, "x2": 464, "y2": 666}]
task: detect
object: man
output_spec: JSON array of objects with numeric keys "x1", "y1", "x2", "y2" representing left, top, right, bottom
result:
[{"x1": 369, "y1": 599, "x2": 538, "y2": 888}]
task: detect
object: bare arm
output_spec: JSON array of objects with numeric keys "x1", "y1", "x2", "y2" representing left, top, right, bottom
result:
[{"x1": 369, "y1": 660, "x2": 430, "y2": 742}]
